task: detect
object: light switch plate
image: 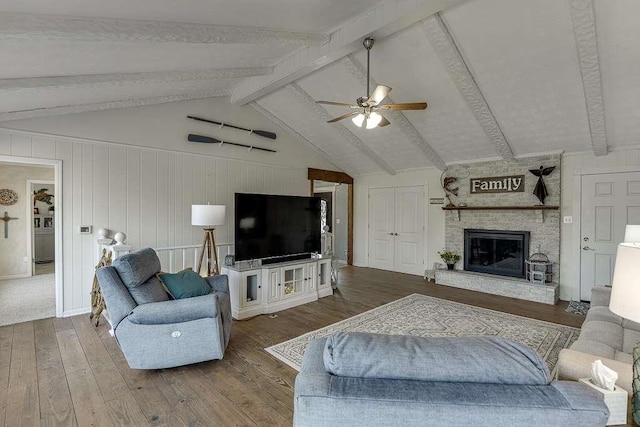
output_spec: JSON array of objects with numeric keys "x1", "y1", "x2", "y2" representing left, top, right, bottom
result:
[
  {"x1": 79, "y1": 225, "x2": 92, "y2": 234},
  {"x1": 563, "y1": 216, "x2": 573, "y2": 224}
]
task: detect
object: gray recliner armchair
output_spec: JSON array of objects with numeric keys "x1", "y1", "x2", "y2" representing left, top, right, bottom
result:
[{"x1": 96, "y1": 247, "x2": 232, "y2": 369}]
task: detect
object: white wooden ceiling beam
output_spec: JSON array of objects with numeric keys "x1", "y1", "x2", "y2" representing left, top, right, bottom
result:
[
  {"x1": 343, "y1": 55, "x2": 447, "y2": 170},
  {"x1": 421, "y1": 14, "x2": 514, "y2": 160},
  {"x1": 0, "y1": 89, "x2": 229, "y2": 122},
  {"x1": 250, "y1": 101, "x2": 355, "y2": 175},
  {"x1": 0, "y1": 13, "x2": 328, "y2": 46},
  {"x1": 230, "y1": 0, "x2": 465, "y2": 105},
  {"x1": 287, "y1": 83, "x2": 396, "y2": 175},
  {"x1": 0, "y1": 68, "x2": 272, "y2": 91},
  {"x1": 569, "y1": 0, "x2": 608, "y2": 156}
]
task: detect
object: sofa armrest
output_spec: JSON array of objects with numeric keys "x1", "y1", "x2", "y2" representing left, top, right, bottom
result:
[
  {"x1": 205, "y1": 274, "x2": 229, "y2": 294},
  {"x1": 557, "y1": 348, "x2": 633, "y2": 393},
  {"x1": 128, "y1": 294, "x2": 218, "y2": 325},
  {"x1": 590, "y1": 286, "x2": 612, "y2": 307},
  {"x1": 96, "y1": 266, "x2": 137, "y2": 328}
]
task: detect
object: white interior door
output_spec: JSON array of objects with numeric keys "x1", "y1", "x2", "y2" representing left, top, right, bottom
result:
[
  {"x1": 394, "y1": 186, "x2": 424, "y2": 275},
  {"x1": 580, "y1": 171, "x2": 640, "y2": 300},
  {"x1": 368, "y1": 188, "x2": 395, "y2": 271},
  {"x1": 368, "y1": 186, "x2": 424, "y2": 275}
]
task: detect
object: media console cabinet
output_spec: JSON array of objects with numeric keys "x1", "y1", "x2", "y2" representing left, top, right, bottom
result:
[{"x1": 222, "y1": 256, "x2": 333, "y2": 320}]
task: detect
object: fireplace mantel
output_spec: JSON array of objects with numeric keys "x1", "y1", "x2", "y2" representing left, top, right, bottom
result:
[
  {"x1": 443, "y1": 205, "x2": 558, "y2": 222},
  {"x1": 442, "y1": 205, "x2": 559, "y2": 210}
]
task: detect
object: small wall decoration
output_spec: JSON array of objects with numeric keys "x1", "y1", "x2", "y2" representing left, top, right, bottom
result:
[
  {"x1": 442, "y1": 174, "x2": 459, "y2": 207},
  {"x1": 0, "y1": 189, "x2": 18, "y2": 206},
  {"x1": 2, "y1": 211, "x2": 18, "y2": 238},
  {"x1": 33, "y1": 188, "x2": 54, "y2": 205},
  {"x1": 529, "y1": 166, "x2": 555, "y2": 205},
  {"x1": 470, "y1": 175, "x2": 525, "y2": 194}
]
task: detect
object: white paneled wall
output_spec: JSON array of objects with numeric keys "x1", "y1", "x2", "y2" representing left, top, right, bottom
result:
[{"x1": 0, "y1": 128, "x2": 308, "y2": 315}]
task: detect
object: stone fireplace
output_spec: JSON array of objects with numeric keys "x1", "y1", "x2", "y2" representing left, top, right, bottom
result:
[
  {"x1": 435, "y1": 154, "x2": 561, "y2": 304},
  {"x1": 464, "y1": 229, "x2": 530, "y2": 279}
]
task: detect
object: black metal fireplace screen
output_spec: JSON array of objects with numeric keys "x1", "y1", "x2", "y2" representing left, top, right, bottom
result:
[{"x1": 464, "y1": 229, "x2": 530, "y2": 278}]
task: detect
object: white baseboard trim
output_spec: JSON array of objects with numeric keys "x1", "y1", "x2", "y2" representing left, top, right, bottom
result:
[
  {"x1": 0, "y1": 273, "x2": 31, "y2": 280},
  {"x1": 62, "y1": 307, "x2": 91, "y2": 317}
]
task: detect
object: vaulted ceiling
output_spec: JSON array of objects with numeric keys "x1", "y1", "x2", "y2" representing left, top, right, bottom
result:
[{"x1": 1, "y1": 0, "x2": 638, "y2": 175}]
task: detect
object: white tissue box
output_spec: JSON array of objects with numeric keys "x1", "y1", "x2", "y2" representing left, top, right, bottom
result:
[{"x1": 578, "y1": 378, "x2": 628, "y2": 425}]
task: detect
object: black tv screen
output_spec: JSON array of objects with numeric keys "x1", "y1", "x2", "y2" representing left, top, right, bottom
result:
[{"x1": 235, "y1": 193, "x2": 321, "y2": 261}]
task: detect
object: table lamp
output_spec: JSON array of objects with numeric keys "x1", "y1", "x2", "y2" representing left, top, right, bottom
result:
[
  {"x1": 609, "y1": 243, "x2": 640, "y2": 424},
  {"x1": 192, "y1": 204, "x2": 226, "y2": 276}
]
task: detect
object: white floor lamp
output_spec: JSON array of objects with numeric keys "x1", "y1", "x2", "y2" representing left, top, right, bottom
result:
[
  {"x1": 192, "y1": 204, "x2": 226, "y2": 276},
  {"x1": 609, "y1": 242, "x2": 640, "y2": 424}
]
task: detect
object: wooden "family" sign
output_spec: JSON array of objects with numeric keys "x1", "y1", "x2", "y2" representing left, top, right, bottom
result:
[{"x1": 470, "y1": 175, "x2": 525, "y2": 194}]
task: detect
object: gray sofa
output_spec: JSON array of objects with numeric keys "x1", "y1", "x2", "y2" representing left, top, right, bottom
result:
[
  {"x1": 294, "y1": 332, "x2": 609, "y2": 426},
  {"x1": 96, "y1": 248, "x2": 232, "y2": 369},
  {"x1": 558, "y1": 285, "x2": 639, "y2": 393}
]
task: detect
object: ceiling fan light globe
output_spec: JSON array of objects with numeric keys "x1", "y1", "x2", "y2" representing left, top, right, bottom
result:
[
  {"x1": 366, "y1": 112, "x2": 382, "y2": 129},
  {"x1": 352, "y1": 113, "x2": 365, "y2": 127}
]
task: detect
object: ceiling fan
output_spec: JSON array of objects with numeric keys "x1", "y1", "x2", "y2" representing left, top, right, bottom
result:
[{"x1": 317, "y1": 37, "x2": 428, "y2": 129}]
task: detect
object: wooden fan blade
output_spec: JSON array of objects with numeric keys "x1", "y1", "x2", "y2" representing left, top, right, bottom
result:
[
  {"x1": 378, "y1": 115, "x2": 391, "y2": 127},
  {"x1": 317, "y1": 101, "x2": 358, "y2": 108},
  {"x1": 367, "y1": 85, "x2": 392, "y2": 106},
  {"x1": 327, "y1": 111, "x2": 359, "y2": 123},
  {"x1": 377, "y1": 102, "x2": 428, "y2": 111}
]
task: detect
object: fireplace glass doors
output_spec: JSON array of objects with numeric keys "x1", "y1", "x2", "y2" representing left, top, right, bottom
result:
[{"x1": 464, "y1": 229, "x2": 530, "y2": 278}]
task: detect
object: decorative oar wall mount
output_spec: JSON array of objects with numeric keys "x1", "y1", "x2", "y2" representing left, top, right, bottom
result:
[
  {"x1": 188, "y1": 134, "x2": 276, "y2": 153},
  {"x1": 187, "y1": 116, "x2": 276, "y2": 140}
]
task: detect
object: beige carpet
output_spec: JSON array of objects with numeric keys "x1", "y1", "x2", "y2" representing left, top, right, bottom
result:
[
  {"x1": 0, "y1": 273, "x2": 56, "y2": 326},
  {"x1": 266, "y1": 293, "x2": 579, "y2": 373}
]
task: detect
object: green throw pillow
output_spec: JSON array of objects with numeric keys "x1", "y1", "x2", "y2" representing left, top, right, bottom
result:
[{"x1": 157, "y1": 268, "x2": 211, "y2": 299}]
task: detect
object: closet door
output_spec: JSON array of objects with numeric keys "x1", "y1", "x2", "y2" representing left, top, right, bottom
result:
[
  {"x1": 368, "y1": 186, "x2": 424, "y2": 275},
  {"x1": 368, "y1": 188, "x2": 395, "y2": 271},
  {"x1": 394, "y1": 186, "x2": 424, "y2": 275}
]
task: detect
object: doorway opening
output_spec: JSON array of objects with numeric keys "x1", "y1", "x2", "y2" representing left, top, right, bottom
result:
[
  {"x1": 0, "y1": 156, "x2": 62, "y2": 326},
  {"x1": 308, "y1": 168, "x2": 353, "y2": 265}
]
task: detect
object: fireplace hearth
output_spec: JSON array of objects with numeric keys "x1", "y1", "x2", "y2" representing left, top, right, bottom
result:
[{"x1": 464, "y1": 229, "x2": 530, "y2": 279}]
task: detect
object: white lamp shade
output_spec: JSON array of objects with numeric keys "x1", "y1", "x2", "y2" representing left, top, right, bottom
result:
[
  {"x1": 352, "y1": 113, "x2": 365, "y2": 127},
  {"x1": 191, "y1": 205, "x2": 226, "y2": 227},
  {"x1": 609, "y1": 243, "x2": 640, "y2": 323},
  {"x1": 365, "y1": 112, "x2": 382, "y2": 129},
  {"x1": 623, "y1": 224, "x2": 640, "y2": 243}
]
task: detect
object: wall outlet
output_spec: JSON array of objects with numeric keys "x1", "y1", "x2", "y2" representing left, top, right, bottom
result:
[
  {"x1": 23, "y1": 256, "x2": 29, "y2": 263},
  {"x1": 336, "y1": 219, "x2": 341, "y2": 224},
  {"x1": 79, "y1": 225, "x2": 92, "y2": 234},
  {"x1": 563, "y1": 216, "x2": 573, "y2": 224}
]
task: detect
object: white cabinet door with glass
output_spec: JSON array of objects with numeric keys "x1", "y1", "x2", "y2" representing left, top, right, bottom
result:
[
  {"x1": 280, "y1": 264, "x2": 306, "y2": 299},
  {"x1": 317, "y1": 259, "x2": 332, "y2": 297},
  {"x1": 224, "y1": 268, "x2": 264, "y2": 320},
  {"x1": 241, "y1": 270, "x2": 262, "y2": 307}
]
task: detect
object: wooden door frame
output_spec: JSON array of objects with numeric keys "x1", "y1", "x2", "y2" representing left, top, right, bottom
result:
[{"x1": 308, "y1": 168, "x2": 353, "y2": 265}]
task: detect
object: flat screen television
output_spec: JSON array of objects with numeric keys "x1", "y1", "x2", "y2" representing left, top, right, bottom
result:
[{"x1": 234, "y1": 193, "x2": 321, "y2": 261}]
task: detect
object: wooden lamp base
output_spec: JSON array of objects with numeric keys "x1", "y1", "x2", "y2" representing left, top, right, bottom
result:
[{"x1": 196, "y1": 228, "x2": 219, "y2": 276}]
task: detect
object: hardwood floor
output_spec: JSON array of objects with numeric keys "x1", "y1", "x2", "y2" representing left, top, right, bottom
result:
[{"x1": 0, "y1": 266, "x2": 590, "y2": 426}]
